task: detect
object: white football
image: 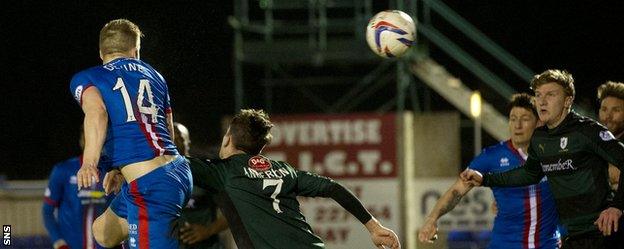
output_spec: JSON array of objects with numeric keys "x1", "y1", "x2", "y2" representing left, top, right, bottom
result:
[{"x1": 366, "y1": 10, "x2": 416, "y2": 58}]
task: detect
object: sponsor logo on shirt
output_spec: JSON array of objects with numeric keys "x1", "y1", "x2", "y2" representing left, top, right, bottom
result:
[
  {"x1": 248, "y1": 155, "x2": 272, "y2": 171},
  {"x1": 541, "y1": 159, "x2": 575, "y2": 172},
  {"x1": 560, "y1": 137, "x2": 568, "y2": 149},
  {"x1": 74, "y1": 85, "x2": 83, "y2": 102},
  {"x1": 499, "y1": 157, "x2": 510, "y2": 167},
  {"x1": 600, "y1": 130, "x2": 616, "y2": 141}
]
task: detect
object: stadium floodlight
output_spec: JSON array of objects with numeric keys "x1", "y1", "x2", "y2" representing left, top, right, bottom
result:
[
  {"x1": 470, "y1": 91, "x2": 482, "y2": 118},
  {"x1": 471, "y1": 91, "x2": 482, "y2": 156}
]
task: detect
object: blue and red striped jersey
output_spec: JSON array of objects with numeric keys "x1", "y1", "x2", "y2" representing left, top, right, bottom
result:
[
  {"x1": 69, "y1": 58, "x2": 178, "y2": 169},
  {"x1": 42, "y1": 156, "x2": 112, "y2": 249},
  {"x1": 469, "y1": 140, "x2": 560, "y2": 249}
]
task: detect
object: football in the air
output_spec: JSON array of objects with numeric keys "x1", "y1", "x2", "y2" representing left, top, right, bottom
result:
[{"x1": 366, "y1": 10, "x2": 416, "y2": 58}]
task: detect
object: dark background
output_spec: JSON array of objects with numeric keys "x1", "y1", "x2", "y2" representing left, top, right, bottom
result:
[{"x1": 3, "y1": 1, "x2": 624, "y2": 179}]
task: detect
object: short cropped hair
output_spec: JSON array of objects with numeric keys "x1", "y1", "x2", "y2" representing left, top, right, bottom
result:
[
  {"x1": 229, "y1": 109, "x2": 274, "y2": 155},
  {"x1": 99, "y1": 19, "x2": 143, "y2": 56},
  {"x1": 508, "y1": 93, "x2": 538, "y2": 118},
  {"x1": 530, "y1": 69, "x2": 575, "y2": 97},
  {"x1": 597, "y1": 81, "x2": 624, "y2": 102}
]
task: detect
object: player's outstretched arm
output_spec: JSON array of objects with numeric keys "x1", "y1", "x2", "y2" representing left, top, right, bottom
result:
[
  {"x1": 418, "y1": 177, "x2": 474, "y2": 243},
  {"x1": 365, "y1": 217, "x2": 400, "y2": 249},
  {"x1": 78, "y1": 87, "x2": 108, "y2": 189}
]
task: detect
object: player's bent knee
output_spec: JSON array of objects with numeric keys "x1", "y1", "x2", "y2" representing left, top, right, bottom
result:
[
  {"x1": 93, "y1": 217, "x2": 111, "y2": 247},
  {"x1": 93, "y1": 212, "x2": 126, "y2": 247}
]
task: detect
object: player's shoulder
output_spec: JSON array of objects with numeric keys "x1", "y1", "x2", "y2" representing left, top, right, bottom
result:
[
  {"x1": 134, "y1": 59, "x2": 166, "y2": 82},
  {"x1": 187, "y1": 156, "x2": 222, "y2": 166},
  {"x1": 268, "y1": 158, "x2": 295, "y2": 170},
  {"x1": 576, "y1": 114, "x2": 606, "y2": 132},
  {"x1": 480, "y1": 141, "x2": 509, "y2": 156},
  {"x1": 71, "y1": 65, "x2": 106, "y2": 83},
  {"x1": 573, "y1": 113, "x2": 615, "y2": 140}
]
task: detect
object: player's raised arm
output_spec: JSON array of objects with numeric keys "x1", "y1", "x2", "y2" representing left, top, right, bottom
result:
[
  {"x1": 78, "y1": 86, "x2": 108, "y2": 189},
  {"x1": 418, "y1": 178, "x2": 474, "y2": 244}
]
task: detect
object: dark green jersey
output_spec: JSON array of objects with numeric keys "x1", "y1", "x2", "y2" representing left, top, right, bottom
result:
[
  {"x1": 483, "y1": 112, "x2": 624, "y2": 236},
  {"x1": 189, "y1": 154, "x2": 339, "y2": 249}
]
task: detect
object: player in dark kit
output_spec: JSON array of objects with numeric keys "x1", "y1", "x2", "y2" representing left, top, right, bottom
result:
[
  {"x1": 596, "y1": 81, "x2": 624, "y2": 249},
  {"x1": 462, "y1": 70, "x2": 624, "y2": 249},
  {"x1": 174, "y1": 122, "x2": 228, "y2": 249},
  {"x1": 189, "y1": 109, "x2": 400, "y2": 249}
]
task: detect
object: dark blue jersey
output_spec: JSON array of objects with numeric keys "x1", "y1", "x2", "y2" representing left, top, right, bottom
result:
[
  {"x1": 42, "y1": 156, "x2": 112, "y2": 249},
  {"x1": 469, "y1": 141, "x2": 560, "y2": 249},
  {"x1": 69, "y1": 58, "x2": 178, "y2": 169}
]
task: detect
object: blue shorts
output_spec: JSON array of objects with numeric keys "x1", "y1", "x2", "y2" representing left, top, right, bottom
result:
[{"x1": 110, "y1": 156, "x2": 192, "y2": 249}]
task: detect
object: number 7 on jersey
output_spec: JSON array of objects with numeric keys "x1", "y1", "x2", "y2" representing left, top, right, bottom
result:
[{"x1": 263, "y1": 179, "x2": 284, "y2": 213}]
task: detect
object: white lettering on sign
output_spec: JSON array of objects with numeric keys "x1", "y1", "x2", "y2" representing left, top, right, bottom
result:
[
  {"x1": 270, "y1": 119, "x2": 382, "y2": 147},
  {"x1": 265, "y1": 150, "x2": 393, "y2": 177}
]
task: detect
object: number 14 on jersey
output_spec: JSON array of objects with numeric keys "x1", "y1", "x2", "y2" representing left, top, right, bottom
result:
[{"x1": 113, "y1": 77, "x2": 159, "y2": 123}]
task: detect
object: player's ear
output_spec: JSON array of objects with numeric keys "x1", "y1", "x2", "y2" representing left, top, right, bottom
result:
[
  {"x1": 99, "y1": 50, "x2": 104, "y2": 61},
  {"x1": 564, "y1": 96, "x2": 574, "y2": 109},
  {"x1": 221, "y1": 132, "x2": 231, "y2": 148}
]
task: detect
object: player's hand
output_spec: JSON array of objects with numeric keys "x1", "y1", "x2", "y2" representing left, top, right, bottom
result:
[
  {"x1": 594, "y1": 207, "x2": 623, "y2": 236},
  {"x1": 418, "y1": 217, "x2": 439, "y2": 243},
  {"x1": 53, "y1": 239, "x2": 69, "y2": 249},
  {"x1": 459, "y1": 169, "x2": 483, "y2": 186},
  {"x1": 103, "y1": 169, "x2": 124, "y2": 195},
  {"x1": 77, "y1": 163, "x2": 99, "y2": 190},
  {"x1": 365, "y1": 218, "x2": 401, "y2": 249},
  {"x1": 179, "y1": 222, "x2": 211, "y2": 245}
]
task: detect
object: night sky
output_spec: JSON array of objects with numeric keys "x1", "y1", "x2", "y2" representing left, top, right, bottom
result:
[{"x1": 3, "y1": 1, "x2": 624, "y2": 179}]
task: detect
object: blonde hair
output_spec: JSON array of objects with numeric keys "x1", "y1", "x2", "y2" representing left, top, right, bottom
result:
[
  {"x1": 530, "y1": 69, "x2": 575, "y2": 97},
  {"x1": 99, "y1": 19, "x2": 143, "y2": 56}
]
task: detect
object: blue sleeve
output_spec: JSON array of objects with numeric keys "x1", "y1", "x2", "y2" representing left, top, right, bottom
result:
[
  {"x1": 467, "y1": 149, "x2": 492, "y2": 173},
  {"x1": 42, "y1": 165, "x2": 65, "y2": 243},
  {"x1": 69, "y1": 72, "x2": 95, "y2": 106},
  {"x1": 163, "y1": 78, "x2": 171, "y2": 113},
  {"x1": 98, "y1": 155, "x2": 115, "y2": 172}
]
